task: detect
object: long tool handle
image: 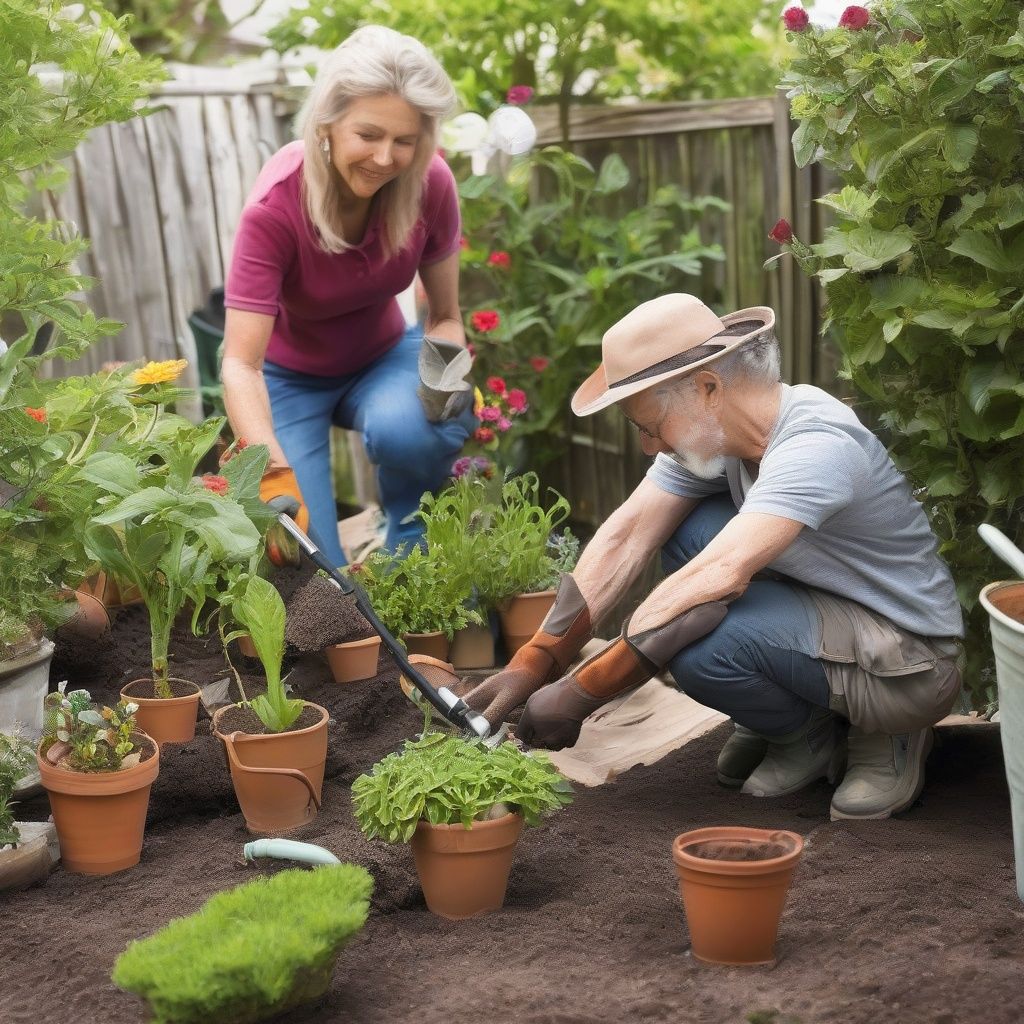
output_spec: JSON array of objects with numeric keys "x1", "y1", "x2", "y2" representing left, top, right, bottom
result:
[
  {"x1": 274, "y1": 513, "x2": 490, "y2": 738},
  {"x1": 979, "y1": 523, "x2": 1024, "y2": 580}
]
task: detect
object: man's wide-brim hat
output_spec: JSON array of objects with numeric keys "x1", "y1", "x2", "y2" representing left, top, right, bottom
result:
[{"x1": 571, "y1": 294, "x2": 776, "y2": 417}]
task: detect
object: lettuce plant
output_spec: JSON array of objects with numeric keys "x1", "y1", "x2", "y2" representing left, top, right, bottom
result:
[{"x1": 352, "y1": 730, "x2": 573, "y2": 843}]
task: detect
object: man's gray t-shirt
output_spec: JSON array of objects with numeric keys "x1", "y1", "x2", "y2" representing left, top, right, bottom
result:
[{"x1": 646, "y1": 383, "x2": 964, "y2": 639}]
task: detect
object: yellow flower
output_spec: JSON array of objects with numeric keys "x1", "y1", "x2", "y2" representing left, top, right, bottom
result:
[
  {"x1": 473, "y1": 386, "x2": 485, "y2": 417},
  {"x1": 132, "y1": 359, "x2": 188, "y2": 386}
]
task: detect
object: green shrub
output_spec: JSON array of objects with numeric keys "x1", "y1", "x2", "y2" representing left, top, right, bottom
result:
[
  {"x1": 112, "y1": 865, "x2": 373, "y2": 1024},
  {"x1": 352, "y1": 731, "x2": 573, "y2": 843},
  {"x1": 779, "y1": 0, "x2": 1024, "y2": 705},
  {"x1": 0, "y1": 731, "x2": 33, "y2": 847}
]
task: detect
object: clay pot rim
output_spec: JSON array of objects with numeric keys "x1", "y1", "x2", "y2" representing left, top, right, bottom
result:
[
  {"x1": 326, "y1": 635, "x2": 381, "y2": 651},
  {"x1": 415, "y1": 810, "x2": 523, "y2": 834},
  {"x1": 403, "y1": 629, "x2": 447, "y2": 640},
  {"x1": 211, "y1": 700, "x2": 329, "y2": 743},
  {"x1": 497, "y1": 589, "x2": 556, "y2": 611},
  {"x1": 36, "y1": 732, "x2": 159, "y2": 787},
  {"x1": 121, "y1": 677, "x2": 201, "y2": 704},
  {"x1": 672, "y1": 826, "x2": 804, "y2": 875},
  {"x1": 980, "y1": 580, "x2": 1024, "y2": 631}
]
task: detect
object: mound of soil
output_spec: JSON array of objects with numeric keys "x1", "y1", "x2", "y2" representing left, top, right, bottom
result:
[{"x1": 4, "y1": 608, "x2": 1023, "y2": 1024}]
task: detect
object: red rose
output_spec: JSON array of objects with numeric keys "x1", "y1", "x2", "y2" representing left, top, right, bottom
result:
[
  {"x1": 201, "y1": 474, "x2": 229, "y2": 495},
  {"x1": 782, "y1": 6, "x2": 809, "y2": 31},
  {"x1": 839, "y1": 5, "x2": 870, "y2": 30},
  {"x1": 487, "y1": 250, "x2": 511, "y2": 269},
  {"x1": 768, "y1": 218, "x2": 794, "y2": 244},
  {"x1": 474, "y1": 427, "x2": 495, "y2": 444},
  {"x1": 529, "y1": 355, "x2": 550, "y2": 372},
  {"x1": 471, "y1": 310, "x2": 500, "y2": 333},
  {"x1": 486, "y1": 376, "x2": 507, "y2": 396},
  {"x1": 506, "y1": 85, "x2": 534, "y2": 106},
  {"x1": 24, "y1": 407, "x2": 46, "y2": 423},
  {"x1": 506, "y1": 388, "x2": 528, "y2": 414}
]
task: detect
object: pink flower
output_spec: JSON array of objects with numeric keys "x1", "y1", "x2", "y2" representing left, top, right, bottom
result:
[
  {"x1": 452, "y1": 456, "x2": 473, "y2": 478},
  {"x1": 506, "y1": 85, "x2": 534, "y2": 106},
  {"x1": 471, "y1": 310, "x2": 500, "y2": 333},
  {"x1": 24, "y1": 407, "x2": 46, "y2": 423},
  {"x1": 467, "y1": 342, "x2": 477, "y2": 359},
  {"x1": 471, "y1": 456, "x2": 495, "y2": 478},
  {"x1": 497, "y1": 416, "x2": 512, "y2": 432},
  {"x1": 506, "y1": 388, "x2": 528, "y2": 414},
  {"x1": 782, "y1": 6, "x2": 809, "y2": 31},
  {"x1": 478, "y1": 404, "x2": 502, "y2": 422},
  {"x1": 486, "y1": 376, "x2": 507, "y2": 396},
  {"x1": 474, "y1": 427, "x2": 495, "y2": 444},
  {"x1": 201, "y1": 474, "x2": 229, "y2": 495},
  {"x1": 529, "y1": 356, "x2": 550, "y2": 372},
  {"x1": 487, "y1": 250, "x2": 511, "y2": 269},
  {"x1": 769, "y1": 218, "x2": 794, "y2": 244},
  {"x1": 839, "y1": 5, "x2": 870, "y2": 30}
]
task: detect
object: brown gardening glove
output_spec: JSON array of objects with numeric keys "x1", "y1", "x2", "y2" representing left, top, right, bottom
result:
[
  {"x1": 463, "y1": 574, "x2": 593, "y2": 728},
  {"x1": 517, "y1": 601, "x2": 728, "y2": 751},
  {"x1": 260, "y1": 467, "x2": 310, "y2": 567}
]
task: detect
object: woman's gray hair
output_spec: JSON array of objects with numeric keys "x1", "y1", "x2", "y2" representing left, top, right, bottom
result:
[{"x1": 295, "y1": 25, "x2": 456, "y2": 257}]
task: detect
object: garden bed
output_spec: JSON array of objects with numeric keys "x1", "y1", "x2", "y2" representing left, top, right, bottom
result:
[{"x1": 3, "y1": 606, "x2": 1022, "y2": 1024}]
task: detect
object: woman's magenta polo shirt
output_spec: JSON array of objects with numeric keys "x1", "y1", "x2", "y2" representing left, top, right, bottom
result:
[{"x1": 225, "y1": 141, "x2": 461, "y2": 377}]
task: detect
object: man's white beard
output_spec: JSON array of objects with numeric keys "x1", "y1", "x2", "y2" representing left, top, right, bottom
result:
[{"x1": 673, "y1": 448, "x2": 726, "y2": 480}]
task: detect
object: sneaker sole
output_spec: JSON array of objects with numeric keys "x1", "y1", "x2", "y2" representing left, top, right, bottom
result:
[
  {"x1": 716, "y1": 771, "x2": 748, "y2": 789},
  {"x1": 829, "y1": 728, "x2": 934, "y2": 821}
]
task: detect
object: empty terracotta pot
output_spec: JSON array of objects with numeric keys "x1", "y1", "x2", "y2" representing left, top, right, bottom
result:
[
  {"x1": 37, "y1": 736, "x2": 159, "y2": 875},
  {"x1": 59, "y1": 589, "x2": 111, "y2": 640},
  {"x1": 325, "y1": 635, "x2": 381, "y2": 683},
  {"x1": 672, "y1": 826, "x2": 804, "y2": 966},
  {"x1": 498, "y1": 590, "x2": 555, "y2": 656},
  {"x1": 403, "y1": 631, "x2": 450, "y2": 661},
  {"x1": 212, "y1": 702, "x2": 329, "y2": 835},
  {"x1": 121, "y1": 678, "x2": 201, "y2": 746},
  {"x1": 236, "y1": 634, "x2": 258, "y2": 659},
  {"x1": 411, "y1": 812, "x2": 524, "y2": 919},
  {"x1": 449, "y1": 623, "x2": 496, "y2": 670}
]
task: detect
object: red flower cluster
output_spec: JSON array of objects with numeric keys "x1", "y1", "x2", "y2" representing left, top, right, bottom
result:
[
  {"x1": 839, "y1": 5, "x2": 870, "y2": 29},
  {"x1": 487, "y1": 250, "x2": 511, "y2": 269},
  {"x1": 471, "y1": 310, "x2": 500, "y2": 333},
  {"x1": 24, "y1": 407, "x2": 46, "y2": 423},
  {"x1": 506, "y1": 85, "x2": 534, "y2": 106},
  {"x1": 529, "y1": 355, "x2": 550, "y2": 372},
  {"x1": 201, "y1": 474, "x2": 229, "y2": 495},
  {"x1": 782, "y1": 6, "x2": 809, "y2": 31},
  {"x1": 474, "y1": 427, "x2": 496, "y2": 444},
  {"x1": 506, "y1": 388, "x2": 528, "y2": 414},
  {"x1": 486, "y1": 376, "x2": 507, "y2": 396},
  {"x1": 769, "y1": 218, "x2": 794, "y2": 244}
]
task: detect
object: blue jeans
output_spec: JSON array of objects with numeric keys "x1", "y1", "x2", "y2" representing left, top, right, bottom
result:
[
  {"x1": 662, "y1": 494, "x2": 830, "y2": 737},
  {"x1": 264, "y1": 325, "x2": 474, "y2": 567}
]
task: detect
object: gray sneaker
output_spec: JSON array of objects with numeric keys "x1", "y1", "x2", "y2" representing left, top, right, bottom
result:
[
  {"x1": 716, "y1": 724, "x2": 769, "y2": 788},
  {"x1": 830, "y1": 726, "x2": 933, "y2": 820},
  {"x1": 741, "y1": 707, "x2": 844, "y2": 799}
]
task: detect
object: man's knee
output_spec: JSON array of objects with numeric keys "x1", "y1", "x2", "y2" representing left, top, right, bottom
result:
[{"x1": 661, "y1": 493, "x2": 736, "y2": 573}]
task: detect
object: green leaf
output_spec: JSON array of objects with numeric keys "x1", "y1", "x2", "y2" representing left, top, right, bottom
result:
[
  {"x1": 91, "y1": 487, "x2": 176, "y2": 525},
  {"x1": 947, "y1": 231, "x2": 1015, "y2": 273},
  {"x1": 593, "y1": 154, "x2": 630, "y2": 195},
  {"x1": 842, "y1": 227, "x2": 915, "y2": 273},
  {"x1": 792, "y1": 120, "x2": 817, "y2": 168},
  {"x1": 941, "y1": 126, "x2": 979, "y2": 173},
  {"x1": 816, "y1": 186, "x2": 877, "y2": 221},
  {"x1": 883, "y1": 318, "x2": 903, "y2": 343}
]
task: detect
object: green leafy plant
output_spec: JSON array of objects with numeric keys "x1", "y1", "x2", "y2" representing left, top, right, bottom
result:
[
  {"x1": 348, "y1": 546, "x2": 484, "y2": 642},
  {"x1": 458, "y1": 147, "x2": 727, "y2": 465},
  {"x1": 112, "y1": 865, "x2": 373, "y2": 1024},
  {"x1": 352, "y1": 730, "x2": 573, "y2": 843},
  {"x1": 0, "y1": 731, "x2": 34, "y2": 847},
  {"x1": 225, "y1": 572, "x2": 303, "y2": 733},
  {"x1": 778, "y1": 0, "x2": 1024, "y2": 704},
  {"x1": 41, "y1": 687, "x2": 144, "y2": 773}
]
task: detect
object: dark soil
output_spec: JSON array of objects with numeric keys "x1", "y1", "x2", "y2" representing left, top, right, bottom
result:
[
  {"x1": 216, "y1": 703, "x2": 324, "y2": 736},
  {"x1": 285, "y1": 572, "x2": 373, "y2": 652},
  {"x1": 5, "y1": 607, "x2": 1023, "y2": 1024},
  {"x1": 121, "y1": 677, "x2": 199, "y2": 700},
  {"x1": 686, "y1": 839, "x2": 792, "y2": 863}
]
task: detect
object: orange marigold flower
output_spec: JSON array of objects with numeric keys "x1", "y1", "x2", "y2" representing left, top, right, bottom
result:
[
  {"x1": 201, "y1": 474, "x2": 229, "y2": 495},
  {"x1": 24, "y1": 407, "x2": 46, "y2": 423},
  {"x1": 132, "y1": 359, "x2": 188, "y2": 386}
]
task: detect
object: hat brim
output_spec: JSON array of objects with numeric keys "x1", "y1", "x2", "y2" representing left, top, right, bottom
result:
[{"x1": 570, "y1": 306, "x2": 776, "y2": 417}]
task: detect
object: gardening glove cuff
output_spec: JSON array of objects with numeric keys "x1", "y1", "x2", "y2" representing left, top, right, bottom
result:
[
  {"x1": 260, "y1": 467, "x2": 309, "y2": 567},
  {"x1": 463, "y1": 574, "x2": 593, "y2": 728},
  {"x1": 417, "y1": 336, "x2": 474, "y2": 422},
  {"x1": 517, "y1": 601, "x2": 728, "y2": 750}
]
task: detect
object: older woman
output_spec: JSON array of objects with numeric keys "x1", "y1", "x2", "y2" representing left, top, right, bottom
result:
[{"x1": 222, "y1": 26, "x2": 473, "y2": 566}]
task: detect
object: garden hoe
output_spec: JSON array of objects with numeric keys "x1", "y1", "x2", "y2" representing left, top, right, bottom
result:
[{"x1": 267, "y1": 504, "x2": 493, "y2": 742}]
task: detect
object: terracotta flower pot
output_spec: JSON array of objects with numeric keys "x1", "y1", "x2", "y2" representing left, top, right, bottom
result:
[
  {"x1": 671, "y1": 826, "x2": 804, "y2": 966},
  {"x1": 236, "y1": 634, "x2": 258, "y2": 659},
  {"x1": 498, "y1": 590, "x2": 556, "y2": 656},
  {"x1": 403, "y1": 630, "x2": 450, "y2": 661},
  {"x1": 78, "y1": 571, "x2": 142, "y2": 609},
  {"x1": 325, "y1": 635, "x2": 381, "y2": 683},
  {"x1": 449, "y1": 623, "x2": 496, "y2": 670},
  {"x1": 59, "y1": 588, "x2": 111, "y2": 640},
  {"x1": 212, "y1": 702, "x2": 329, "y2": 835},
  {"x1": 37, "y1": 735, "x2": 159, "y2": 875},
  {"x1": 411, "y1": 812, "x2": 524, "y2": 919},
  {"x1": 121, "y1": 677, "x2": 201, "y2": 746}
]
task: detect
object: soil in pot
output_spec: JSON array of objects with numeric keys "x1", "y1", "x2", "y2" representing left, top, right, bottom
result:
[
  {"x1": 121, "y1": 677, "x2": 201, "y2": 746},
  {"x1": 325, "y1": 635, "x2": 381, "y2": 683},
  {"x1": 285, "y1": 573, "x2": 373, "y2": 652}
]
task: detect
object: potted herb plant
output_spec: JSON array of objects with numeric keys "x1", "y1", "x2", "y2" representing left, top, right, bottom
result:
[
  {"x1": 0, "y1": 730, "x2": 54, "y2": 892},
  {"x1": 352, "y1": 729, "x2": 572, "y2": 919},
  {"x1": 84, "y1": 414, "x2": 270, "y2": 745},
  {"x1": 37, "y1": 687, "x2": 158, "y2": 875},
  {"x1": 212, "y1": 573, "x2": 330, "y2": 835},
  {"x1": 113, "y1": 864, "x2": 373, "y2": 1024}
]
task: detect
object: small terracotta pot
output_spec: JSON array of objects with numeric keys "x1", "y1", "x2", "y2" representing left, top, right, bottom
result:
[
  {"x1": 671, "y1": 826, "x2": 804, "y2": 966},
  {"x1": 37, "y1": 735, "x2": 159, "y2": 875},
  {"x1": 403, "y1": 630, "x2": 450, "y2": 661},
  {"x1": 449, "y1": 623, "x2": 496, "y2": 670},
  {"x1": 121, "y1": 677, "x2": 201, "y2": 746},
  {"x1": 79, "y1": 571, "x2": 142, "y2": 609},
  {"x1": 212, "y1": 702, "x2": 329, "y2": 835},
  {"x1": 325, "y1": 636, "x2": 381, "y2": 683},
  {"x1": 411, "y1": 812, "x2": 524, "y2": 919},
  {"x1": 236, "y1": 634, "x2": 258, "y2": 659},
  {"x1": 59, "y1": 589, "x2": 111, "y2": 640},
  {"x1": 498, "y1": 590, "x2": 556, "y2": 656}
]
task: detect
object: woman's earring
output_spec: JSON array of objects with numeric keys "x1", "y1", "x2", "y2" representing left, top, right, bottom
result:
[{"x1": 320, "y1": 137, "x2": 330, "y2": 155}]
